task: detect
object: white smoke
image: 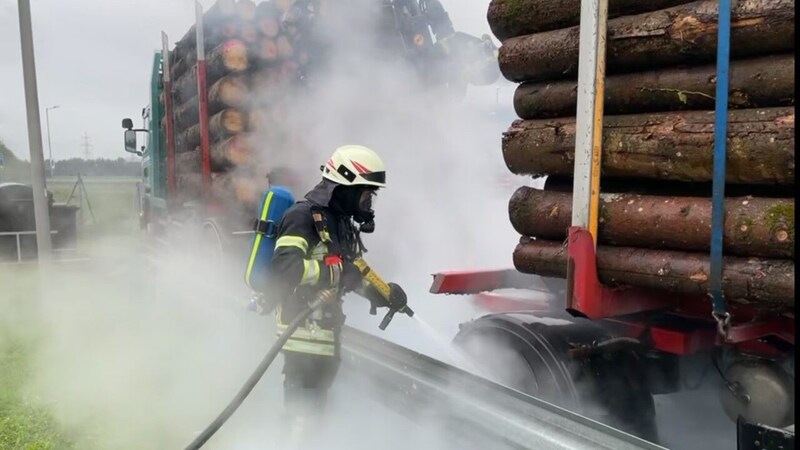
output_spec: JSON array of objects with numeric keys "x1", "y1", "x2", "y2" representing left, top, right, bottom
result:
[{"x1": 9, "y1": 1, "x2": 536, "y2": 449}]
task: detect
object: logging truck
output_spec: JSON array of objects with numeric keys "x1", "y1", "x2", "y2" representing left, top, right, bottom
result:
[
  {"x1": 120, "y1": 0, "x2": 498, "y2": 278},
  {"x1": 431, "y1": 0, "x2": 795, "y2": 448}
]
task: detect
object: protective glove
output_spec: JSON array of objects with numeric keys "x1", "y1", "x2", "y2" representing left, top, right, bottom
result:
[{"x1": 341, "y1": 260, "x2": 363, "y2": 293}]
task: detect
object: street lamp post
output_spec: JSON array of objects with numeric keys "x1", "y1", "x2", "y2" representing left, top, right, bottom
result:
[
  {"x1": 45, "y1": 104, "x2": 59, "y2": 178},
  {"x1": 17, "y1": 0, "x2": 52, "y2": 260}
]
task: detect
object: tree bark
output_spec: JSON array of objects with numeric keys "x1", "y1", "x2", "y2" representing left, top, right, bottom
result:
[
  {"x1": 498, "y1": 0, "x2": 796, "y2": 83},
  {"x1": 513, "y1": 238, "x2": 794, "y2": 308},
  {"x1": 487, "y1": 0, "x2": 694, "y2": 41},
  {"x1": 509, "y1": 187, "x2": 794, "y2": 258},
  {"x1": 503, "y1": 107, "x2": 795, "y2": 185},
  {"x1": 514, "y1": 54, "x2": 795, "y2": 119},
  {"x1": 175, "y1": 109, "x2": 246, "y2": 153},
  {"x1": 173, "y1": 40, "x2": 249, "y2": 104},
  {"x1": 173, "y1": 99, "x2": 198, "y2": 133},
  {"x1": 540, "y1": 175, "x2": 796, "y2": 199}
]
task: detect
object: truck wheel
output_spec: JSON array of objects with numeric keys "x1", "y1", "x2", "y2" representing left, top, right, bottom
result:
[
  {"x1": 453, "y1": 312, "x2": 659, "y2": 443},
  {"x1": 201, "y1": 218, "x2": 228, "y2": 262}
]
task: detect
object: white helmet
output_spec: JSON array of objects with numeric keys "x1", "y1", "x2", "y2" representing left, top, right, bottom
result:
[{"x1": 321, "y1": 145, "x2": 386, "y2": 188}]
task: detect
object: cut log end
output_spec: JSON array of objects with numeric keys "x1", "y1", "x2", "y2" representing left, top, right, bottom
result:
[
  {"x1": 220, "y1": 40, "x2": 249, "y2": 72},
  {"x1": 220, "y1": 109, "x2": 245, "y2": 134}
]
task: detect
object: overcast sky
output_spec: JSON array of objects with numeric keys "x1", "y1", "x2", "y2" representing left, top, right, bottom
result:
[{"x1": 0, "y1": 0, "x2": 510, "y2": 161}]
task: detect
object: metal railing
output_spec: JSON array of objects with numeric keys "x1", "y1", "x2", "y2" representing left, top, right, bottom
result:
[{"x1": 0, "y1": 230, "x2": 59, "y2": 263}]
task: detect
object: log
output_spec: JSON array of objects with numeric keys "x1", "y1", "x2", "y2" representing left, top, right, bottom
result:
[
  {"x1": 171, "y1": 25, "x2": 241, "y2": 80},
  {"x1": 541, "y1": 175, "x2": 797, "y2": 199},
  {"x1": 239, "y1": 22, "x2": 260, "y2": 44},
  {"x1": 276, "y1": 35, "x2": 294, "y2": 59},
  {"x1": 207, "y1": 74, "x2": 250, "y2": 110},
  {"x1": 236, "y1": 0, "x2": 257, "y2": 21},
  {"x1": 174, "y1": 98, "x2": 199, "y2": 132},
  {"x1": 173, "y1": 40, "x2": 249, "y2": 104},
  {"x1": 503, "y1": 107, "x2": 795, "y2": 185},
  {"x1": 498, "y1": 0, "x2": 796, "y2": 83},
  {"x1": 256, "y1": 12, "x2": 281, "y2": 38},
  {"x1": 254, "y1": 38, "x2": 279, "y2": 63},
  {"x1": 176, "y1": 169, "x2": 265, "y2": 207},
  {"x1": 509, "y1": 187, "x2": 795, "y2": 258},
  {"x1": 487, "y1": 0, "x2": 693, "y2": 41},
  {"x1": 177, "y1": 171, "x2": 234, "y2": 201},
  {"x1": 250, "y1": 68, "x2": 286, "y2": 104},
  {"x1": 206, "y1": 39, "x2": 249, "y2": 80},
  {"x1": 212, "y1": 134, "x2": 255, "y2": 167},
  {"x1": 514, "y1": 54, "x2": 795, "y2": 119},
  {"x1": 175, "y1": 134, "x2": 254, "y2": 172},
  {"x1": 174, "y1": 0, "x2": 237, "y2": 43},
  {"x1": 175, "y1": 109, "x2": 246, "y2": 153},
  {"x1": 173, "y1": 75, "x2": 249, "y2": 130},
  {"x1": 513, "y1": 238, "x2": 794, "y2": 308},
  {"x1": 275, "y1": 0, "x2": 294, "y2": 13}
]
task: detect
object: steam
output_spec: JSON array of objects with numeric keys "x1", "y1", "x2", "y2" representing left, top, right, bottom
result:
[{"x1": 13, "y1": 1, "x2": 532, "y2": 449}]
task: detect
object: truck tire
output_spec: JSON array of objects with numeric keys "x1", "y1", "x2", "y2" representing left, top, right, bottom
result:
[{"x1": 453, "y1": 312, "x2": 659, "y2": 443}]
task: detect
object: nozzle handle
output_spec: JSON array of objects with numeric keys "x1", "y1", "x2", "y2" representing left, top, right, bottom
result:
[
  {"x1": 379, "y1": 309, "x2": 396, "y2": 330},
  {"x1": 378, "y1": 305, "x2": 414, "y2": 331}
]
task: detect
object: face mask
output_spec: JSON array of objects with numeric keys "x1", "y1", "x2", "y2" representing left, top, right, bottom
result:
[
  {"x1": 331, "y1": 186, "x2": 376, "y2": 222},
  {"x1": 358, "y1": 189, "x2": 377, "y2": 215}
]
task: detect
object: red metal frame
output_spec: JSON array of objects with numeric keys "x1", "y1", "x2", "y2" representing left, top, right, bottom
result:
[
  {"x1": 430, "y1": 269, "x2": 525, "y2": 295},
  {"x1": 197, "y1": 63, "x2": 211, "y2": 193},
  {"x1": 566, "y1": 227, "x2": 679, "y2": 319},
  {"x1": 473, "y1": 292, "x2": 550, "y2": 313},
  {"x1": 195, "y1": 3, "x2": 211, "y2": 196}
]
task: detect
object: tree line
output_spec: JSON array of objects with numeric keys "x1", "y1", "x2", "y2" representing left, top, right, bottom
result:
[{"x1": 1, "y1": 139, "x2": 140, "y2": 182}]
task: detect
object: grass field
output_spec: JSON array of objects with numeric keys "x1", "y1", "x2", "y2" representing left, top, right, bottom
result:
[
  {"x1": 46, "y1": 176, "x2": 140, "y2": 236},
  {"x1": 1, "y1": 176, "x2": 141, "y2": 449},
  {"x1": 0, "y1": 268, "x2": 81, "y2": 450}
]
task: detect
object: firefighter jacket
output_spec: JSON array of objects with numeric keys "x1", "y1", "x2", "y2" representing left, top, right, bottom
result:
[{"x1": 270, "y1": 185, "x2": 362, "y2": 357}]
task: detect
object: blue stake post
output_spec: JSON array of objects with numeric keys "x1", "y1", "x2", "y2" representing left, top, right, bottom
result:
[{"x1": 710, "y1": 0, "x2": 732, "y2": 336}]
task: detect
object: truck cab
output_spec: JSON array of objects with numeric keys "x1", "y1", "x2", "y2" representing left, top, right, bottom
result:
[{"x1": 123, "y1": 53, "x2": 167, "y2": 232}]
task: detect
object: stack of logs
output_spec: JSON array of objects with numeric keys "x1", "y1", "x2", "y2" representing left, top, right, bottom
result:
[
  {"x1": 489, "y1": 0, "x2": 795, "y2": 310},
  {"x1": 163, "y1": 0, "x2": 309, "y2": 210}
]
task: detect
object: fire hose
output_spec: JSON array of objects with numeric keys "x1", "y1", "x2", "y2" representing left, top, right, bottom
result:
[
  {"x1": 184, "y1": 262, "x2": 414, "y2": 449},
  {"x1": 183, "y1": 292, "x2": 329, "y2": 450}
]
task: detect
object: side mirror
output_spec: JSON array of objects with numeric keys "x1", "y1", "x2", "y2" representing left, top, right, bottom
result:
[
  {"x1": 124, "y1": 129, "x2": 138, "y2": 154},
  {"x1": 122, "y1": 118, "x2": 134, "y2": 129}
]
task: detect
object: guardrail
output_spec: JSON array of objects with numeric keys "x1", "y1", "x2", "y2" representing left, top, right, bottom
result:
[
  {"x1": 341, "y1": 326, "x2": 666, "y2": 450},
  {"x1": 0, "y1": 230, "x2": 63, "y2": 263}
]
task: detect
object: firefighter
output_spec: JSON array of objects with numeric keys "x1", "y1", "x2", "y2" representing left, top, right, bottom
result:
[{"x1": 269, "y1": 144, "x2": 408, "y2": 441}]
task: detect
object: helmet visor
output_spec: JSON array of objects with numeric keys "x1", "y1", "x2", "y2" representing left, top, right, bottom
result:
[{"x1": 361, "y1": 171, "x2": 386, "y2": 185}]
